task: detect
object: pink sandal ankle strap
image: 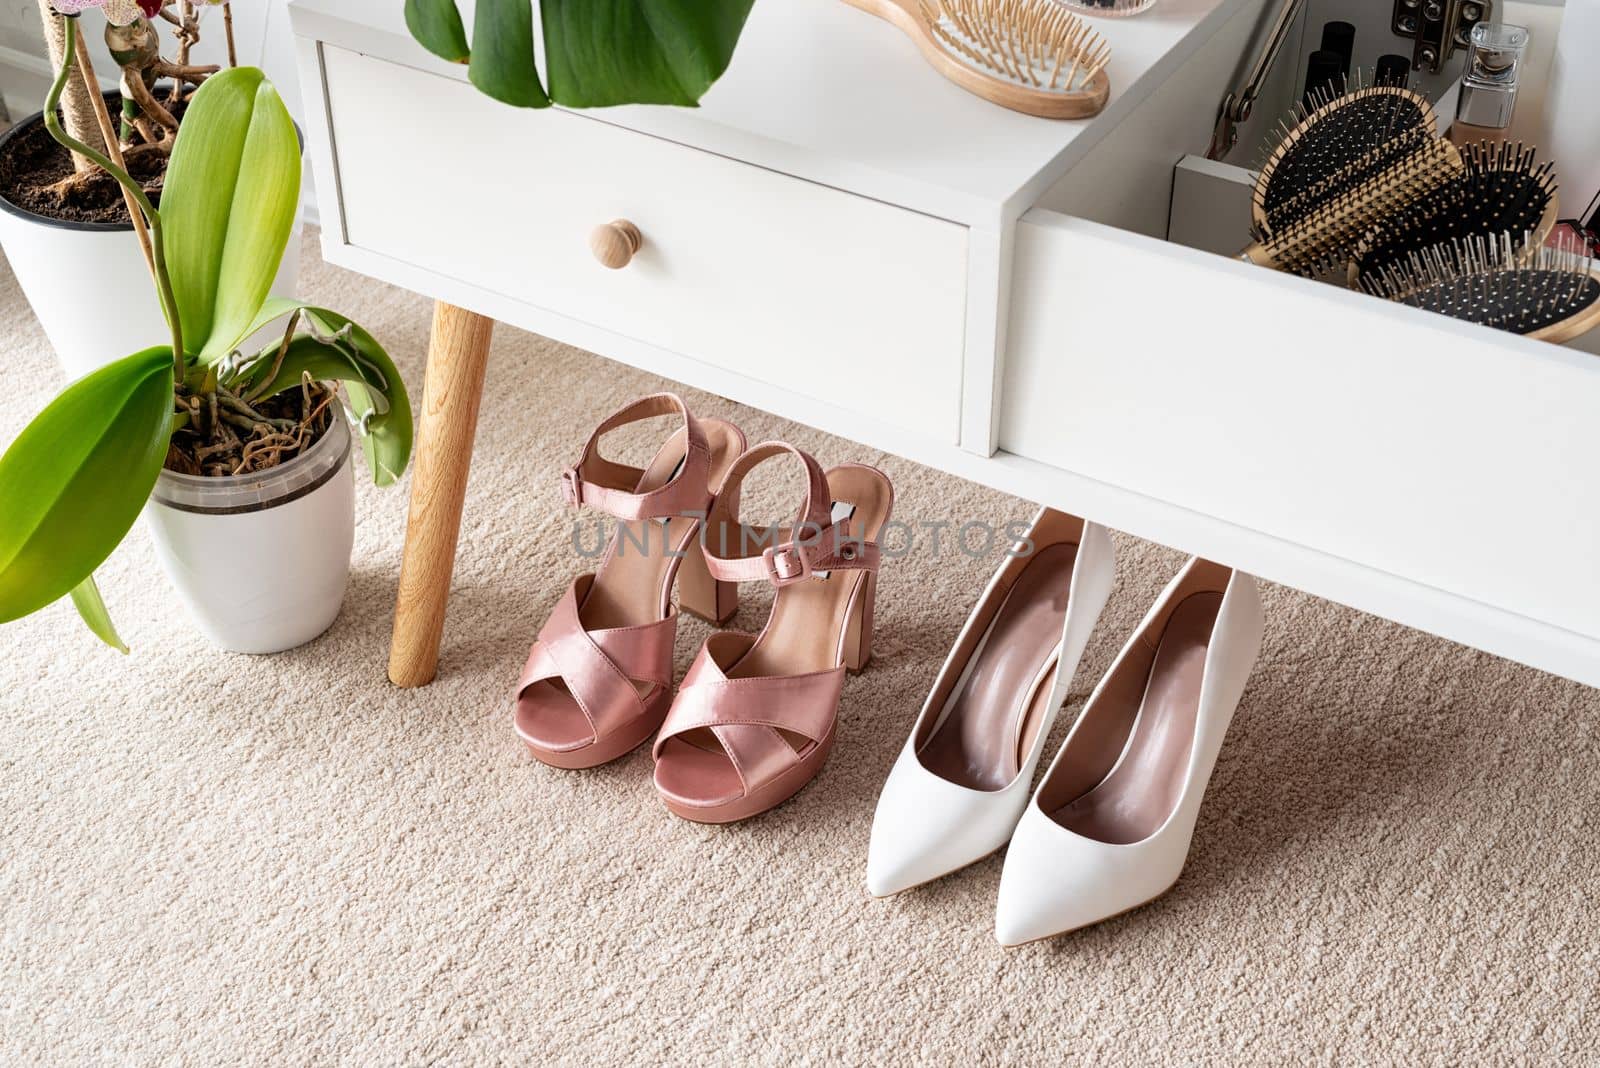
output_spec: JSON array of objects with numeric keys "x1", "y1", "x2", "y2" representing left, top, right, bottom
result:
[
  {"x1": 559, "y1": 393, "x2": 714, "y2": 520},
  {"x1": 700, "y1": 442, "x2": 883, "y2": 588}
]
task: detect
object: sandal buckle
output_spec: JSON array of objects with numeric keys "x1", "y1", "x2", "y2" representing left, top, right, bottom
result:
[
  {"x1": 763, "y1": 543, "x2": 812, "y2": 587},
  {"x1": 559, "y1": 467, "x2": 583, "y2": 508}
]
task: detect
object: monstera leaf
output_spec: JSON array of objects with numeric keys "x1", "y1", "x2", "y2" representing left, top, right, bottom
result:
[{"x1": 405, "y1": 0, "x2": 756, "y2": 108}]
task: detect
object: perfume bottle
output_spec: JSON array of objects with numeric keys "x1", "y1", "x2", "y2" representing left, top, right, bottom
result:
[{"x1": 1455, "y1": 23, "x2": 1529, "y2": 132}]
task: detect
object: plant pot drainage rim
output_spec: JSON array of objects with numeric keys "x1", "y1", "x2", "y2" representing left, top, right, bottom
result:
[
  {"x1": 153, "y1": 414, "x2": 351, "y2": 516},
  {"x1": 0, "y1": 90, "x2": 305, "y2": 232}
]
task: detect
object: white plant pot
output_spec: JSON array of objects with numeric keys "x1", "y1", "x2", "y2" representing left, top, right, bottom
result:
[
  {"x1": 145, "y1": 415, "x2": 355, "y2": 654},
  {"x1": 0, "y1": 97, "x2": 303, "y2": 379}
]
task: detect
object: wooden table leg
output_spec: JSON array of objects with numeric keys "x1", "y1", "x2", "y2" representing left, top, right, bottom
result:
[{"x1": 388, "y1": 301, "x2": 495, "y2": 687}]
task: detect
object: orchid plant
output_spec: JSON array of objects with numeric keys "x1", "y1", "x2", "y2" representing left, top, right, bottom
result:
[
  {"x1": 42, "y1": 0, "x2": 240, "y2": 201},
  {"x1": 0, "y1": 12, "x2": 411, "y2": 651}
]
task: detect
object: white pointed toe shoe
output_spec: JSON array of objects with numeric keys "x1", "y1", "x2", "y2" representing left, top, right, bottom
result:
[
  {"x1": 866, "y1": 509, "x2": 1115, "y2": 898},
  {"x1": 994, "y1": 558, "x2": 1263, "y2": 945}
]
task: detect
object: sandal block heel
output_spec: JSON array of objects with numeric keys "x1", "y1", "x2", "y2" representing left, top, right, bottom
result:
[
  {"x1": 844, "y1": 571, "x2": 875, "y2": 675},
  {"x1": 677, "y1": 536, "x2": 739, "y2": 625}
]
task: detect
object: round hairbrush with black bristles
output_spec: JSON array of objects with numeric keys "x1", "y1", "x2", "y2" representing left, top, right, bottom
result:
[
  {"x1": 1358, "y1": 235, "x2": 1600, "y2": 343},
  {"x1": 1238, "y1": 85, "x2": 1465, "y2": 275},
  {"x1": 1348, "y1": 141, "x2": 1559, "y2": 284}
]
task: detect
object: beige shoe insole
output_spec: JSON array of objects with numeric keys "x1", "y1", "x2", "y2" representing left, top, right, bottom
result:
[
  {"x1": 1049, "y1": 591, "x2": 1223, "y2": 845},
  {"x1": 918, "y1": 542, "x2": 1078, "y2": 792}
]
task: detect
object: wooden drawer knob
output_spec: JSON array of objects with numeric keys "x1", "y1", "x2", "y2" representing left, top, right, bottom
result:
[{"x1": 590, "y1": 219, "x2": 642, "y2": 269}]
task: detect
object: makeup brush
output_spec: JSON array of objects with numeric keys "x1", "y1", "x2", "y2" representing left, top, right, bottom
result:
[
  {"x1": 1348, "y1": 140, "x2": 1559, "y2": 283},
  {"x1": 842, "y1": 0, "x2": 1113, "y2": 118},
  {"x1": 1358, "y1": 233, "x2": 1600, "y2": 343},
  {"x1": 1239, "y1": 84, "x2": 1465, "y2": 274}
]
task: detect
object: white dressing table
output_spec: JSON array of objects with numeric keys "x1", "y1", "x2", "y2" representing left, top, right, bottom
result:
[{"x1": 288, "y1": 0, "x2": 1600, "y2": 689}]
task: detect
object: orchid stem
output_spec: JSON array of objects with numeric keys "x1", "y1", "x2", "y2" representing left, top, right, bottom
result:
[
  {"x1": 223, "y1": 3, "x2": 238, "y2": 68},
  {"x1": 44, "y1": 15, "x2": 184, "y2": 381}
]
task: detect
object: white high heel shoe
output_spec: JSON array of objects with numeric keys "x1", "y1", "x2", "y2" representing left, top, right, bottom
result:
[
  {"x1": 993, "y1": 558, "x2": 1263, "y2": 946},
  {"x1": 866, "y1": 509, "x2": 1115, "y2": 897}
]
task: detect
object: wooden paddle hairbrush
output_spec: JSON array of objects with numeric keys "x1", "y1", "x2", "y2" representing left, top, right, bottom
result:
[
  {"x1": 1239, "y1": 85, "x2": 1464, "y2": 275},
  {"x1": 842, "y1": 0, "x2": 1112, "y2": 119},
  {"x1": 1348, "y1": 141, "x2": 1559, "y2": 283},
  {"x1": 1358, "y1": 234, "x2": 1600, "y2": 343}
]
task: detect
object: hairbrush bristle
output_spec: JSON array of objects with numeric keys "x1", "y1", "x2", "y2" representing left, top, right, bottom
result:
[
  {"x1": 918, "y1": 0, "x2": 1111, "y2": 93},
  {"x1": 1251, "y1": 70, "x2": 1377, "y2": 172},
  {"x1": 1350, "y1": 140, "x2": 1559, "y2": 280},
  {"x1": 1253, "y1": 82, "x2": 1441, "y2": 234},
  {"x1": 1246, "y1": 84, "x2": 1463, "y2": 274},
  {"x1": 1255, "y1": 137, "x2": 1463, "y2": 275},
  {"x1": 1359, "y1": 232, "x2": 1600, "y2": 339}
]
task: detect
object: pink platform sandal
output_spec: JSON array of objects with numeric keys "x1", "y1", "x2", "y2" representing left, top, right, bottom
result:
[
  {"x1": 513, "y1": 394, "x2": 745, "y2": 769},
  {"x1": 652, "y1": 442, "x2": 894, "y2": 823}
]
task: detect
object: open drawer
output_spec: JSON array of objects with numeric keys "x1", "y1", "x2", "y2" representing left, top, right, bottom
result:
[
  {"x1": 1002, "y1": 212, "x2": 1600, "y2": 662},
  {"x1": 988, "y1": 0, "x2": 1599, "y2": 685}
]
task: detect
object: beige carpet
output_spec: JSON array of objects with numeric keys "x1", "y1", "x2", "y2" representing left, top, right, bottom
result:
[{"x1": 3, "y1": 232, "x2": 1597, "y2": 1065}]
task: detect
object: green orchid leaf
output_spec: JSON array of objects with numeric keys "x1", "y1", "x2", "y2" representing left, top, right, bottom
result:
[
  {"x1": 163, "y1": 67, "x2": 301, "y2": 361},
  {"x1": 470, "y1": 0, "x2": 550, "y2": 108},
  {"x1": 239, "y1": 307, "x2": 414, "y2": 487},
  {"x1": 542, "y1": 0, "x2": 756, "y2": 107},
  {"x1": 404, "y1": 0, "x2": 470, "y2": 63},
  {"x1": 230, "y1": 295, "x2": 308, "y2": 351},
  {"x1": 0, "y1": 347, "x2": 174, "y2": 624},
  {"x1": 69, "y1": 574, "x2": 129, "y2": 654}
]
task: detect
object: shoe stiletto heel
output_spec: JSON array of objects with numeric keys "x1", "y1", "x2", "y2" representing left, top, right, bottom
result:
[
  {"x1": 866, "y1": 508, "x2": 1115, "y2": 897},
  {"x1": 511, "y1": 393, "x2": 745, "y2": 769},
  {"x1": 994, "y1": 558, "x2": 1264, "y2": 945},
  {"x1": 653, "y1": 446, "x2": 893, "y2": 823}
]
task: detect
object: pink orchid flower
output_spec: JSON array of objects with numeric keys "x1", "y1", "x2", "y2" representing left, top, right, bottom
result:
[{"x1": 51, "y1": 0, "x2": 165, "y2": 26}]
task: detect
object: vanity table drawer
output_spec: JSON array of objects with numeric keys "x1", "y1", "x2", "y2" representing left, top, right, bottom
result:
[
  {"x1": 320, "y1": 47, "x2": 968, "y2": 443},
  {"x1": 1001, "y1": 211, "x2": 1600, "y2": 644}
]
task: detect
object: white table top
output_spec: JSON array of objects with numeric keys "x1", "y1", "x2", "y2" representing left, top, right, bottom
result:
[{"x1": 290, "y1": 0, "x2": 1242, "y2": 227}]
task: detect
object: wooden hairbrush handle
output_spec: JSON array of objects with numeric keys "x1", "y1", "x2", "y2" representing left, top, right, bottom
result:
[{"x1": 841, "y1": 0, "x2": 1111, "y2": 120}]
